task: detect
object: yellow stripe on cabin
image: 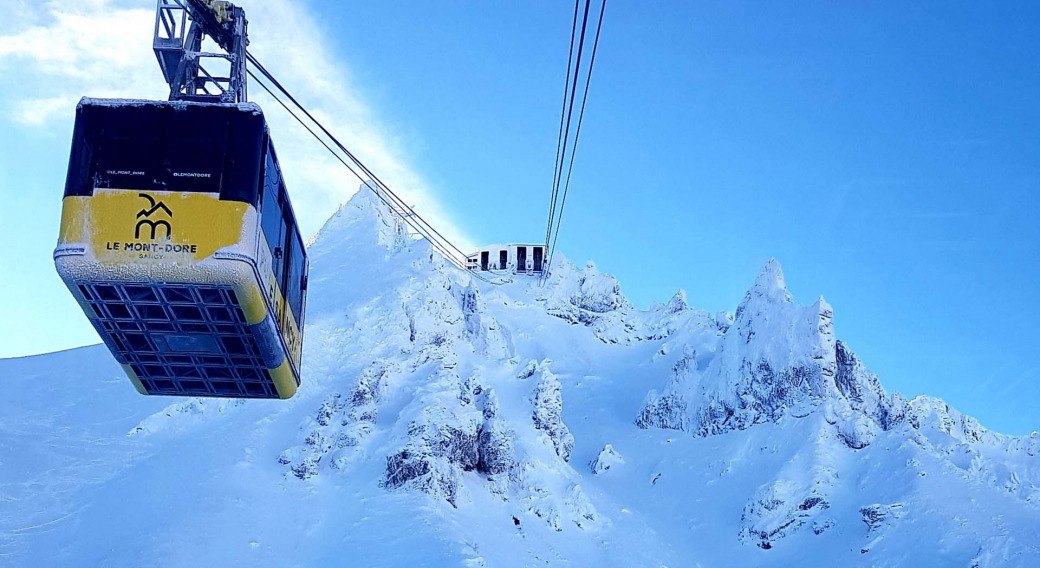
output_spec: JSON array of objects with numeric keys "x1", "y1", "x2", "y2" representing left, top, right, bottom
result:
[
  {"x1": 236, "y1": 279, "x2": 269, "y2": 325},
  {"x1": 268, "y1": 360, "x2": 298, "y2": 399}
]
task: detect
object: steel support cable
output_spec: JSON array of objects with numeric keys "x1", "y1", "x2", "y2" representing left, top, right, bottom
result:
[
  {"x1": 247, "y1": 54, "x2": 456, "y2": 256},
  {"x1": 540, "y1": 0, "x2": 597, "y2": 284},
  {"x1": 247, "y1": 71, "x2": 431, "y2": 255},
  {"x1": 246, "y1": 55, "x2": 497, "y2": 283},
  {"x1": 249, "y1": 75, "x2": 470, "y2": 277},
  {"x1": 255, "y1": 70, "x2": 490, "y2": 282},
  {"x1": 545, "y1": 0, "x2": 592, "y2": 255},
  {"x1": 546, "y1": 0, "x2": 607, "y2": 275},
  {"x1": 544, "y1": 0, "x2": 582, "y2": 251},
  {"x1": 246, "y1": 65, "x2": 497, "y2": 283},
  {"x1": 245, "y1": 52, "x2": 473, "y2": 267}
]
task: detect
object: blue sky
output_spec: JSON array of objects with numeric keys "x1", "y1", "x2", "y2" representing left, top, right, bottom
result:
[{"x1": 0, "y1": 1, "x2": 1037, "y2": 435}]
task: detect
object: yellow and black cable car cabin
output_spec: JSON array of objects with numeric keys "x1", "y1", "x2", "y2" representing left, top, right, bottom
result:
[{"x1": 54, "y1": 97, "x2": 307, "y2": 399}]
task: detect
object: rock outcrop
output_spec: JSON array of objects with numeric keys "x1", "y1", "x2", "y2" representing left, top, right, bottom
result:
[
  {"x1": 590, "y1": 444, "x2": 624, "y2": 474},
  {"x1": 532, "y1": 364, "x2": 575, "y2": 462},
  {"x1": 639, "y1": 260, "x2": 847, "y2": 437}
]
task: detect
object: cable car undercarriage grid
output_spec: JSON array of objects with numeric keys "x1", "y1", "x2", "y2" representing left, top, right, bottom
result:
[{"x1": 79, "y1": 281, "x2": 281, "y2": 398}]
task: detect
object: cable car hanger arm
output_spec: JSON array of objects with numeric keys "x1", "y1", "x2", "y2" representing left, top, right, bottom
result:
[{"x1": 153, "y1": 0, "x2": 248, "y2": 103}]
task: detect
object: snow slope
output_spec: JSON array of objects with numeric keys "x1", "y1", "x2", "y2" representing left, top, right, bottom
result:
[{"x1": 2, "y1": 187, "x2": 1038, "y2": 567}]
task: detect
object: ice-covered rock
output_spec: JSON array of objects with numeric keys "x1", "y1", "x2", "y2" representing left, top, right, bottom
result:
[
  {"x1": 455, "y1": 280, "x2": 513, "y2": 360},
  {"x1": 127, "y1": 397, "x2": 245, "y2": 437},
  {"x1": 384, "y1": 369, "x2": 483, "y2": 506},
  {"x1": 569, "y1": 261, "x2": 628, "y2": 314},
  {"x1": 811, "y1": 517, "x2": 836, "y2": 535},
  {"x1": 835, "y1": 340, "x2": 892, "y2": 426},
  {"x1": 737, "y1": 421, "x2": 840, "y2": 548},
  {"x1": 715, "y1": 310, "x2": 734, "y2": 333},
  {"x1": 542, "y1": 259, "x2": 629, "y2": 330},
  {"x1": 637, "y1": 260, "x2": 926, "y2": 454},
  {"x1": 540, "y1": 258, "x2": 713, "y2": 344},
  {"x1": 638, "y1": 260, "x2": 842, "y2": 436},
  {"x1": 476, "y1": 389, "x2": 514, "y2": 475},
  {"x1": 860, "y1": 502, "x2": 905, "y2": 534},
  {"x1": 739, "y1": 486, "x2": 832, "y2": 549},
  {"x1": 516, "y1": 358, "x2": 539, "y2": 380},
  {"x1": 908, "y1": 395, "x2": 997, "y2": 445},
  {"x1": 280, "y1": 360, "x2": 397, "y2": 478},
  {"x1": 532, "y1": 365, "x2": 575, "y2": 462},
  {"x1": 590, "y1": 444, "x2": 625, "y2": 474},
  {"x1": 833, "y1": 410, "x2": 878, "y2": 450},
  {"x1": 636, "y1": 346, "x2": 697, "y2": 431}
]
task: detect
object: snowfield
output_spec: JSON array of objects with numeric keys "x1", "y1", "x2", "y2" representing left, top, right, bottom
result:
[{"x1": 2, "y1": 187, "x2": 1038, "y2": 567}]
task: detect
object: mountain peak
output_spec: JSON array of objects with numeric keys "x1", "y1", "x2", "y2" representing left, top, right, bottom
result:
[
  {"x1": 752, "y1": 258, "x2": 790, "y2": 298},
  {"x1": 666, "y1": 289, "x2": 688, "y2": 312},
  {"x1": 308, "y1": 182, "x2": 408, "y2": 258},
  {"x1": 734, "y1": 258, "x2": 794, "y2": 322}
]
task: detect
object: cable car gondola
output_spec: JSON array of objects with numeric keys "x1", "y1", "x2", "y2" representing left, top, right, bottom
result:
[
  {"x1": 55, "y1": 99, "x2": 307, "y2": 399},
  {"x1": 53, "y1": 0, "x2": 307, "y2": 399}
]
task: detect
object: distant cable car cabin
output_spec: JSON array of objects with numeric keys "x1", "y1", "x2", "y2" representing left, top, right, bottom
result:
[
  {"x1": 466, "y1": 244, "x2": 546, "y2": 275},
  {"x1": 54, "y1": 98, "x2": 308, "y2": 400}
]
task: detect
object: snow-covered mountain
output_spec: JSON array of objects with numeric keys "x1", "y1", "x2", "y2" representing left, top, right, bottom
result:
[{"x1": 2, "y1": 187, "x2": 1038, "y2": 567}]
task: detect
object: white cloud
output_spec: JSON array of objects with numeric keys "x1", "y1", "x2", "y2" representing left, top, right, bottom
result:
[
  {"x1": 10, "y1": 95, "x2": 78, "y2": 126},
  {"x1": 0, "y1": 0, "x2": 473, "y2": 250}
]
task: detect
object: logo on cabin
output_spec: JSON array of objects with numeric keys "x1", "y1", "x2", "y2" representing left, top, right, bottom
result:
[
  {"x1": 98, "y1": 191, "x2": 213, "y2": 260},
  {"x1": 135, "y1": 193, "x2": 173, "y2": 239}
]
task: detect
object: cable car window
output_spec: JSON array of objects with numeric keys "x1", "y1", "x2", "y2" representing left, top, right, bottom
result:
[
  {"x1": 90, "y1": 129, "x2": 225, "y2": 194},
  {"x1": 261, "y1": 148, "x2": 284, "y2": 278},
  {"x1": 86, "y1": 104, "x2": 230, "y2": 193},
  {"x1": 285, "y1": 230, "x2": 306, "y2": 324},
  {"x1": 271, "y1": 178, "x2": 293, "y2": 299},
  {"x1": 65, "y1": 102, "x2": 265, "y2": 201},
  {"x1": 264, "y1": 144, "x2": 281, "y2": 190},
  {"x1": 220, "y1": 114, "x2": 265, "y2": 204}
]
